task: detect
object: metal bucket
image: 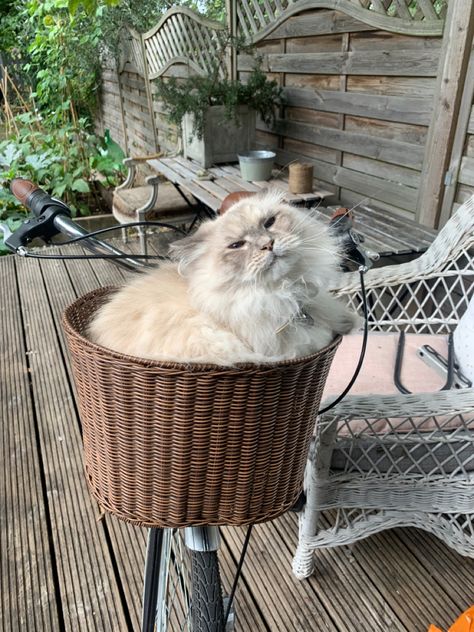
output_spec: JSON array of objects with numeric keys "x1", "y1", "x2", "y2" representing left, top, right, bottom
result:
[{"x1": 238, "y1": 150, "x2": 276, "y2": 181}]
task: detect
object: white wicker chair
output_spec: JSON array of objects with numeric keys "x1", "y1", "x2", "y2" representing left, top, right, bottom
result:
[{"x1": 293, "y1": 196, "x2": 474, "y2": 580}]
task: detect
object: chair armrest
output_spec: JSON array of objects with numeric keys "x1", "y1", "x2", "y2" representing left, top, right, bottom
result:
[
  {"x1": 320, "y1": 389, "x2": 474, "y2": 420},
  {"x1": 330, "y1": 257, "x2": 428, "y2": 295},
  {"x1": 135, "y1": 175, "x2": 160, "y2": 215},
  {"x1": 126, "y1": 152, "x2": 163, "y2": 163},
  {"x1": 116, "y1": 153, "x2": 164, "y2": 191}
]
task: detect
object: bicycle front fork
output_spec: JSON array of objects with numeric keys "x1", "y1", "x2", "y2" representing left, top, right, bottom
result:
[{"x1": 141, "y1": 525, "x2": 222, "y2": 632}]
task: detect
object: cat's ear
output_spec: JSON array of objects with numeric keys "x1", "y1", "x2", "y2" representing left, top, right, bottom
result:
[{"x1": 168, "y1": 221, "x2": 214, "y2": 270}]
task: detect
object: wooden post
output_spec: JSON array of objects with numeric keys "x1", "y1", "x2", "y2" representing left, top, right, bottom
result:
[
  {"x1": 115, "y1": 59, "x2": 130, "y2": 156},
  {"x1": 438, "y1": 51, "x2": 474, "y2": 227},
  {"x1": 415, "y1": 0, "x2": 474, "y2": 228},
  {"x1": 226, "y1": 0, "x2": 237, "y2": 80},
  {"x1": 140, "y1": 32, "x2": 160, "y2": 153}
]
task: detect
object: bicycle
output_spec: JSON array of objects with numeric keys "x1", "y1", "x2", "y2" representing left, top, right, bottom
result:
[{"x1": 2, "y1": 178, "x2": 370, "y2": 632}]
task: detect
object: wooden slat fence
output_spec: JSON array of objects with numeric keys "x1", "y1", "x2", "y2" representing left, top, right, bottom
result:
[{"x1": 96, "y1": 0, "x2": 474, "y2": 228}]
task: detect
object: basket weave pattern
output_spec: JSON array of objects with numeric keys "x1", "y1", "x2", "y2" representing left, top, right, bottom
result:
[{"x1": 63, "y1": 287, "x2": 340, "y2": 528}]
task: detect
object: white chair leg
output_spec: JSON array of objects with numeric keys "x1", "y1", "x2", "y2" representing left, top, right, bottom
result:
[
  {"x1": 292, "y1": 423, "x2": 338, "y2": 579},
  {"x1": 121, "y1": 226, "x2": 129, "y2": 244}
]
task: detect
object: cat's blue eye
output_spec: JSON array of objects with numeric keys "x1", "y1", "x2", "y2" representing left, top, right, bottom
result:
[
  {"x1": 264, "y1": 216, "x2": 276, "y2": 229},
  {"x1": 228, "y1": 240, "x2": 246, "y2": 249}
]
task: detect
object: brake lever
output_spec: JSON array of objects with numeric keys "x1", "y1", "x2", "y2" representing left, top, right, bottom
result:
[
  {"x1": 329, "y1": 207, "x2": 379, "y2": 272},
  {"x1": 348, "y1": 229, "x2": 379, "y2": 271}
]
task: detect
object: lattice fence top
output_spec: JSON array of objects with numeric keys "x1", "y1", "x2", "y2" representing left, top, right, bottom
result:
[
  {"x1": 121, "y1": 7, "x2": 225, "y2": 79},
  {"x1": 236, "y1": 0, "x2": 447, "y2": 42}
]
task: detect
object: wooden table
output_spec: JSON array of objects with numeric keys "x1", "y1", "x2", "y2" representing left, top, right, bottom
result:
[
  {"x1": 148, "y1": 155, "x2": 333, "y2": 214},
  {"x1": 149, "y1": 155, "x2": 438, "y2": 259}
]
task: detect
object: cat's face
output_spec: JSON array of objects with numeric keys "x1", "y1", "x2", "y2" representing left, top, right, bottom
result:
[
  {"x1": 170, "y1": 190, "x2": 337, "y2": 286},
  {"x1": 216, "y1": 196, "x2": 304, "y2": 282}
]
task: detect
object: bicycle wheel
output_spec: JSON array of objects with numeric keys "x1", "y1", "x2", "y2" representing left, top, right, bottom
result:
[{"x1": 151, "y1": 528, "x2": 227, "y2": 632}]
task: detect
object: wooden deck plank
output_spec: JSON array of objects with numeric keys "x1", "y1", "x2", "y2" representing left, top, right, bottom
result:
[
  {"x1": 60, "y1": 246, "x2": 146, "y2": 630},
  {"x1": 14, "y1": 254, "x2": 130, "y2": 631},
  {"x1": 322, "y1": 519, "x2": 463, "y2": 632},
  {"x1": 0, "y1": 256, "x2": 60, "y2": 631},
  {"x1": 222, "y1": 521, "x2": 343, "y2": 631},
  {"x1": 395, "y1": 528, "x2": 474, "y2": 622},
  {"x1": 275, "y1": 512, "x2": 410, "y2": 632}
]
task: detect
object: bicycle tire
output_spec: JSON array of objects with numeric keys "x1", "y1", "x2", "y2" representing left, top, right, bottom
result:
[
  {"x1": 154, "y1": 529, "x2": 227, "y2": 632},
  {"x1": 191, "y1": 550, "x2": 225, "y2": 632}
]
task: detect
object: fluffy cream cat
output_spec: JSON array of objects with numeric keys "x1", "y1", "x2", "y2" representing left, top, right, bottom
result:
[{"x1": 88, "y1": 189, "x2": 359, "y2": 365}]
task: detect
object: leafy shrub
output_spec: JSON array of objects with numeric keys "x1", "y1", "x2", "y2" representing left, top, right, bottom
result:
[
  {"x1": 0, "y1": 111, "x2": 126, "y2": 217},
  {"x1": 156, "y1": 32, "x2": 283, "y2": 142}
]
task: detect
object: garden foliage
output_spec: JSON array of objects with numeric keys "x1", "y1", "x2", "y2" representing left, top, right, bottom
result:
[{"x1": 0, "y1": 0, "x2": 225, "y2": 252}]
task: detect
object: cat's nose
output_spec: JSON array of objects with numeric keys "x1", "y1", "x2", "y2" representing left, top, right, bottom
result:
[{"x1": 260, "y1": 239, "x2": 274, "y2": 251}]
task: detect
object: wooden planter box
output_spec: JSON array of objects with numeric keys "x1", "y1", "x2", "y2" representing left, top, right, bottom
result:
[{"x1": 183, "y1": 105, "x2": 256, "y2": 168}]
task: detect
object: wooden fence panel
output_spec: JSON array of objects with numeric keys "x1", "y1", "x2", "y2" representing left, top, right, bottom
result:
[
  {"x1": 118, "y1": 69, "x2": 156, "y2": 157},
  {"x1": 96, "y1": 8, "x2": 225, "y2": 159},
  {"x1": 238, "y1": 7, "x2": 442, "y2": 219},
  {"x1": 97, "y1": 59, "x2": 126, "y2": 151}
]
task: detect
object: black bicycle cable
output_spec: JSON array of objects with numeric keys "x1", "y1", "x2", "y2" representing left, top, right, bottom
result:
[
  {"x1": 224, "y1": 524, "x2": 253, "y2": 627},
  {"x1": 317, "y1": 268, "x2": 369, "y2": 415},
  {"x1": 56, "y1": 220, "x2": 187, "y2": 242},
  {"x1": 13, "y1": 220, "x2": 187, "y2": 260},
  {"x1": 17, "y1": 250, "x2": 168, "y2": 260}
]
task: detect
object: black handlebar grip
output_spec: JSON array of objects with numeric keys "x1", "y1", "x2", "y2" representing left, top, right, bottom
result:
[
  {"x1": 10, "y1": 178, "x2": 71, "y2": 219},
  {"x1": 10, "y1": 178, "x2": 40, "y2": 209}
]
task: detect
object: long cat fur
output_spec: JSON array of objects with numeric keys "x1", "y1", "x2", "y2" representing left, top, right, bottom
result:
[{"x1": 88, "y1": 189, "x2": 359, "y2": 365}]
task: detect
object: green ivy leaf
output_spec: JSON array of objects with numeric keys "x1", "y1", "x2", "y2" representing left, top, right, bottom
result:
[
  {"x1": 67, "y1": 0, "x2": 82, "y2": 13},
  {"x1": 54, "y1": 182, "x2": 68, "y2": 197}
]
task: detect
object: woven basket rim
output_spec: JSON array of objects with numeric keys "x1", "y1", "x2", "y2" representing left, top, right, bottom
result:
[{"x1": 62, "y1": 285, "x2": 342, "y2": 373}]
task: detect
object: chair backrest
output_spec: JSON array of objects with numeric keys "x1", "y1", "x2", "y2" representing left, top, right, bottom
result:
[{"x1": 333, "y1": 196, "x2": 474, "y2": 334}]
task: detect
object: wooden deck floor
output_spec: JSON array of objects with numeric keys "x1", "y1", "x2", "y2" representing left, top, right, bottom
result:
[{"x1": 1, "y1": 238, "x2": 473, "y2": 632}]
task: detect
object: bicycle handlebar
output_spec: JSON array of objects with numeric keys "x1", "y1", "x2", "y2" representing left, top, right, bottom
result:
[
  {"x1": 4, "y1": 177, "x2": 146, "y2": 270},
  {"x1": 4, "y1": 179, "x2": 376, "y2": 273}
]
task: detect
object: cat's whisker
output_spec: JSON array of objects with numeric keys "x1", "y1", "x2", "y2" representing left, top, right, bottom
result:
[
  {"x1": 289, "y1": 216, "x2": 318, "y2": 238},
  {"x1": 300, "y1": 243, "x2": 355, "y2": 262}
]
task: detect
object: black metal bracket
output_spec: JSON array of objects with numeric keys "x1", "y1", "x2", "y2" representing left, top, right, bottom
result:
[
  {"x1": 394, "y1": 331, "x2": 455, "y2": 394},
  {"x1": 5, "y1": 196, "x2": 71, "y2": 252}
]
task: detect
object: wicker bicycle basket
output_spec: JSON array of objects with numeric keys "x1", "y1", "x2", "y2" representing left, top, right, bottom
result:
[{"x1": 62, "y1": 287, "x2": 341, "y2": 528}]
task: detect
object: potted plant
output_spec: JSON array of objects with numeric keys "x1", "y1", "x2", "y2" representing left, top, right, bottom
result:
[{"x1": 155, "y1": 46, "x2": 283, "y2": 168}]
